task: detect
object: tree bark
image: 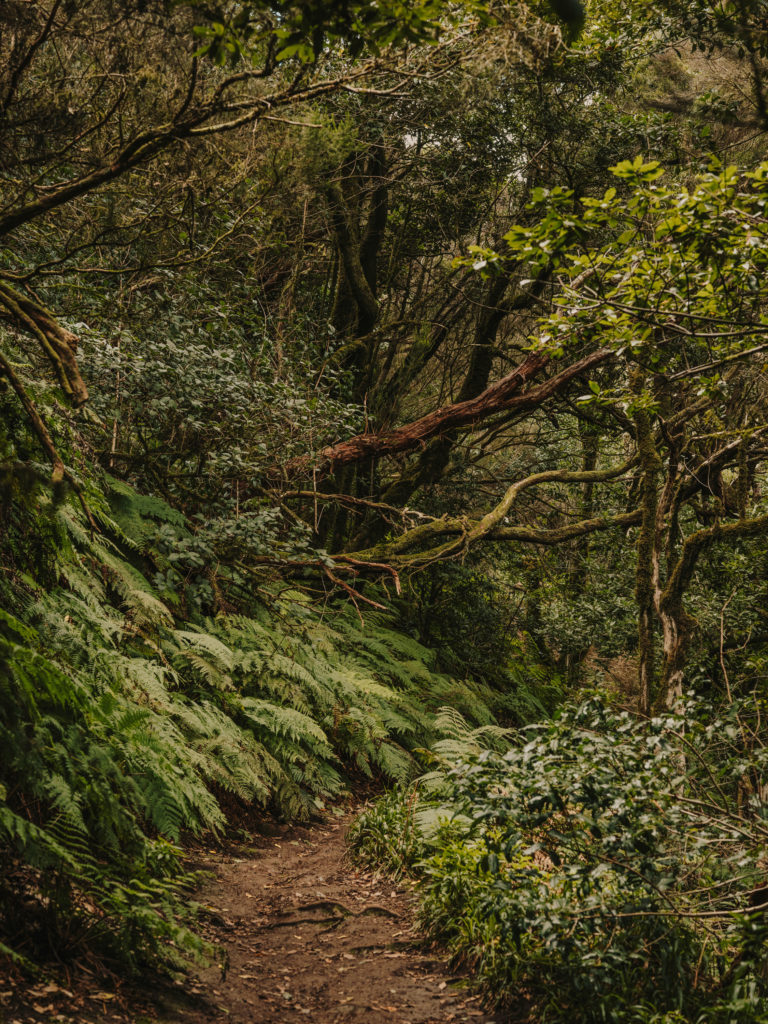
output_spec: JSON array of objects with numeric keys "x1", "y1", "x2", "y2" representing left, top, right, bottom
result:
[
  {"x1": 656, "y1": 512, "x2": 768, "y2": 707},
  {"x1": 562, "y1": 423, "x2": 599, "y2": 686},
  {"x1": 289, "y1": 347, "x2": 611, "y2": 479},
  {"x1": 633, "y1": 391, "x2": 661, "y2": 716}
]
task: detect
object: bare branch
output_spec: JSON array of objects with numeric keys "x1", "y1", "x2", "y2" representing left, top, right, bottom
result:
[{"x1": 289, "y1": 347, "x2": 612, "y2": 477}]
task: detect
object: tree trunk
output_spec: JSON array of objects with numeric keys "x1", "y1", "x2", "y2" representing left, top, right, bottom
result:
[
  {"x1": 562, "y1": 423, "x2": 599, "y2": 687},
  {"x1": 633, "y1": 391, "x2": 661, "y2": 715}
]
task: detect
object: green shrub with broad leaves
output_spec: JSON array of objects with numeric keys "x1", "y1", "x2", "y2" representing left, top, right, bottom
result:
[{"x1": 350, "y1": 698, "x2": 768, "y2": 1023}]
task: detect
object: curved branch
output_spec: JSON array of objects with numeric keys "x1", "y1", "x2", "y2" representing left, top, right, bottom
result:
[
  {"x1": 464, "y1": 457, "x2": 637, "y2": 548},
  {"x1": 350, "y1": 458, "x2": 637, "y2": 565},
  {"x1": 292, "y1": 347, "x2": 612, "y2": 477},
  {"x1": 0, "y1": 64, "x2": 382, "y2": 241},
  {"x1": 662, "y1": 512, "x2": 768, "y2": 615}
]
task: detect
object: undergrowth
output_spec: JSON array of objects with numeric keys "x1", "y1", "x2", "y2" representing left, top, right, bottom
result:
[
  {"x1": 0, "y1": 471, "x2": 500, "y2": 974},
  {"x1": 350, "y1": 698, "x2": 768, "y2": 1024}
]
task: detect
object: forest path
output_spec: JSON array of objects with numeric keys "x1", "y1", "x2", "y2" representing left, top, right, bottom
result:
[{"x1": 158, "y1": 806, "x2": 503, "y2": 1024}]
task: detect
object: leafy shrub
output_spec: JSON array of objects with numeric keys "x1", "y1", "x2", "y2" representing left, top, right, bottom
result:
[
  {"x1": 77, "y1": 312, "x2": 362, "y2": 517},
  {"x1": 350, "y1": 697, "x2": 768, "y2": 1023}
]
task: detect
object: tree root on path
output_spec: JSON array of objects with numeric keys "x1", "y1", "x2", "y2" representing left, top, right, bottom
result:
[{"x1": 264, "y1": 899, "x2": 400, "y2": 930}]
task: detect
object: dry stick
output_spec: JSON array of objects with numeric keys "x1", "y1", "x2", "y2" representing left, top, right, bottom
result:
[
  {"x1": 322, "y1": 566, "x2": 387, "y2": 624},
  {"x1": 669, "y1": 341, "x2": 768, "y2": 380},
  {"x1": 281, "y1": 489, "x2": 418, "y2": 519},
  {"x1": 335, "y1": 555, "x2": 401, "y2": 595},
  {"x1": 312, "y1": 466, "x2": 319, "y2": 534}
]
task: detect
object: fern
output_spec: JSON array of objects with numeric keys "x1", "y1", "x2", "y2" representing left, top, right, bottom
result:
[
  {"x1": 241, "y1": 698, "x2": 331, "y2": 748},
  {"x1": 105, "y1": 474, "x2": 189, "y2": 549},
  {"x1": 1, "y1": 476, "x2": 496, "y2": 973}
]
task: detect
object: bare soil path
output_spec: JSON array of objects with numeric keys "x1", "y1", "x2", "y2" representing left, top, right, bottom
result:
[
  {"x1": 160, "y1": 807, "x2": 503, "y2": 1024},
  {"x1": 2, "y1": 806, "x2": 504, "y2": 1024}
]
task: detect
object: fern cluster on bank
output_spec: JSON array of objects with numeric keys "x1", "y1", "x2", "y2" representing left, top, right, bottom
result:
[{"x1": 0, "y1": 472, "x2": 496, "y2": 972}]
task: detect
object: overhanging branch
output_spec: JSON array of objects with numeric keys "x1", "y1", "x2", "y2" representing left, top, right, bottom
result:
[
  {"x1": 348, "y1": 457, "x2": 637, "y2": 566},
  {"x1": 286, "y1": 347, "x2": 612, "y2": 479}
]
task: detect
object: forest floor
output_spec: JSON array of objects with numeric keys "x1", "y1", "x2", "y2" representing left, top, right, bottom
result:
[{"x1": 1, "y1": 805, "x2": 506, "y2": 1024}]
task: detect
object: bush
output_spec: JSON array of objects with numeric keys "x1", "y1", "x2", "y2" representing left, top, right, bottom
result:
[{"x1": 350, "y1": 696, "x2": 768, "y2": 1023}]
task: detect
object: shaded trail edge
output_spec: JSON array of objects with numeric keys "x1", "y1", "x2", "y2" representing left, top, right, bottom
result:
[{"x1": 2, "y1": 806, "x2": 509, "y2": 1023}]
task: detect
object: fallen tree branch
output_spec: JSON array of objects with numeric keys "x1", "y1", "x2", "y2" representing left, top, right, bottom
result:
[
  {"x1": 322, "y1": 565, "x2": 388, "y2": 622},
  {"x1": 284, "y1": 347, "x2": 612, "y2": 478}
]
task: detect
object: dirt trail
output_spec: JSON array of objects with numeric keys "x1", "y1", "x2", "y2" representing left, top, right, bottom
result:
[
  {"x1": 2, "y1": 807, "x2": 504, "y2": 1024},
  {"x1": 161, "y1": 808, "x2": 503, "y2": 1024}
]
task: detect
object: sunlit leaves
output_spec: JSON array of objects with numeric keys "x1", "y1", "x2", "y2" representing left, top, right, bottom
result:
[
  {"x1": 609, "y1": 154, "x2": 664, "y2": 181},
  {"x1": 462, "y1": 158, "x2": 768, "y2": 403},
  {"x1": 189, "y1": 0, "x2": 589, "y2": 66}
]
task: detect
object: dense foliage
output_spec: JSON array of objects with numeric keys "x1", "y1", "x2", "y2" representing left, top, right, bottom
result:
[
  {"x1": 0, "y1": 464, "x2": 505, "y2": 970},
  {"x1": 3, "y1": 0, "x2": 768, "y2": 1017},
  {"x1": 351, "y1": 699, "x2": 768, "y2": 1022}
]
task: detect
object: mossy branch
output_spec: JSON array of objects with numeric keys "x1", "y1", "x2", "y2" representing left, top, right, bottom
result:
[
  {"x1": 661, "y1": 513, "x2": 768, "y2": 616},
  {"x1": 0, "y1": 346, "x2": 95, "y2": 526},
  {"x1": 348, "y1": 459, "x2": 637, "y2": 566},
  {"x1": 0, "y1": 280, "x2": 88, "y2": 406}
]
